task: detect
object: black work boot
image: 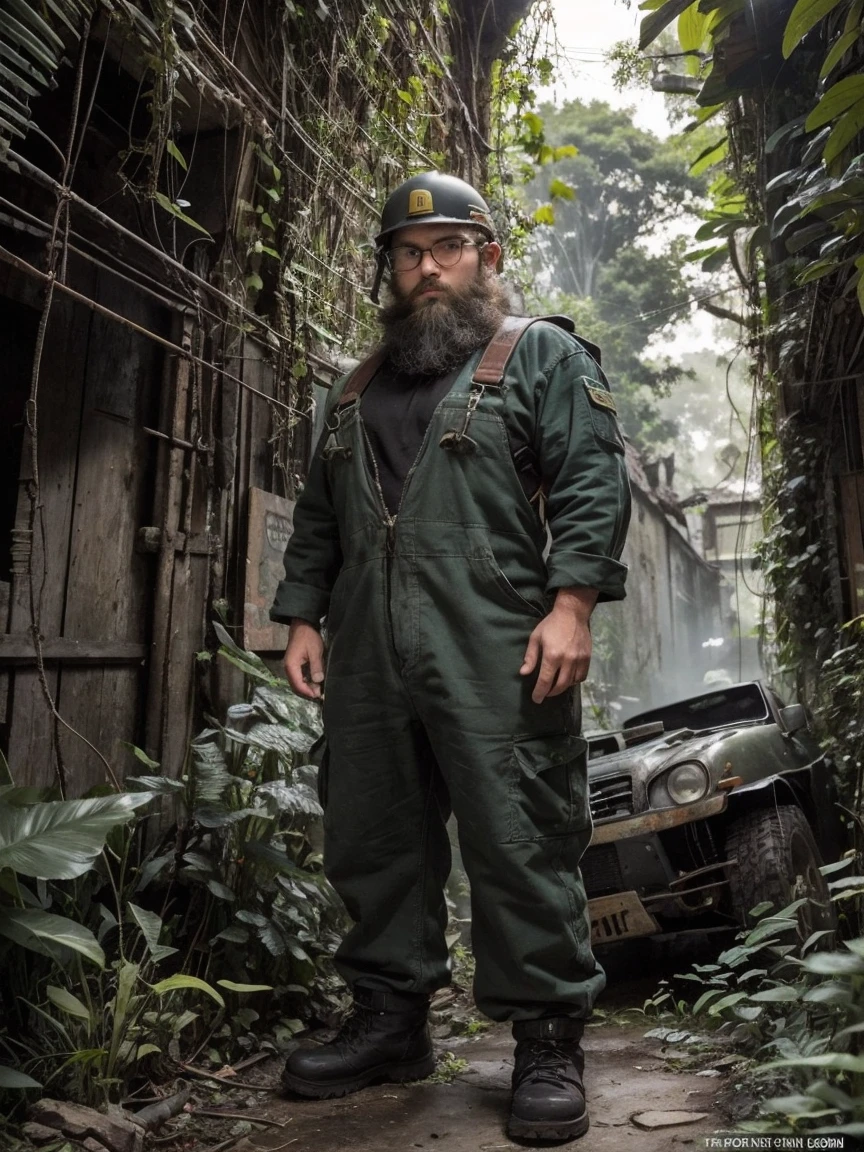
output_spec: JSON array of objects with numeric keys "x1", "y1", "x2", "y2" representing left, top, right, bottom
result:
[
  {"x1": 281, "y1": 986, "x2": 434, "y2": 1099},
  {"x1": 508, "y1": 1018, "x2": 588, "y2": 1143}
]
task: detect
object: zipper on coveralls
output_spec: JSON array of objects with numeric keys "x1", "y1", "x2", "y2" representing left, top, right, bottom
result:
[
  {"x1": 394, "y1": 414, "x2": 440, "y2": 521},
  {"x1": 360, "y1": 422, "x2": 396, "y2": 550}
]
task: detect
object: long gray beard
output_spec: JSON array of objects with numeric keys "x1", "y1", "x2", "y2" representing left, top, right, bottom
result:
[{"x1": 379, "y1": 275, "x2": 513, "y2": 376}]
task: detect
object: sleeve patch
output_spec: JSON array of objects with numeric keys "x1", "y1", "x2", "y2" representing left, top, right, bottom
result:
[{"x1": 582, "y1": 379, "x2": 617, "y2": 416}]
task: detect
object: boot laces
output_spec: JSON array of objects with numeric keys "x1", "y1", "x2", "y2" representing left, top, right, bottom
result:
[
  {"x1": 333, "y1": 1003, "x2": 376, "y2": 1051},
  {"x1": 517, "y1": 1039, "x2": 582, "y2": 1090}
]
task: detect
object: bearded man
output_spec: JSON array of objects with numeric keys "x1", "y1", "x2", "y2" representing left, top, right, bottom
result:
[{"x1": 270, "y1": 172, "x2": 631, "y2": 1144}]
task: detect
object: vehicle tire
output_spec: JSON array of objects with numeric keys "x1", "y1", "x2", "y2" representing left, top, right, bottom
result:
[{"x1": 725, "y1": 804, "x2": 835, "y2": 943}]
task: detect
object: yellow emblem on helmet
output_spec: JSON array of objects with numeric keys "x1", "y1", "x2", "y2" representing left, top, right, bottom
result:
[{"x1": 407, "y1": 189, "x2": 434, "y2": 216}]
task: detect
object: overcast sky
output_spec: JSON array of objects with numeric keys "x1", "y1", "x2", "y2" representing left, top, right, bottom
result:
[{"x1": 541, "y1": 3, "x2": 671, "y2": 137}]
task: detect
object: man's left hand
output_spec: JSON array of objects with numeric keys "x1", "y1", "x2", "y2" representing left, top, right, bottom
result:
[{"x1": 520, "y1": 587, "x2": 599, "y2": 704}]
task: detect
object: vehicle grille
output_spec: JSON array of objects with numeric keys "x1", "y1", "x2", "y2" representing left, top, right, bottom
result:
[
  {"x1": 590, "y1": 772, "x2": 633, "y2": 821},
  {"x1": 581, "y1": 844, "x2": 624, "y2": 897}
]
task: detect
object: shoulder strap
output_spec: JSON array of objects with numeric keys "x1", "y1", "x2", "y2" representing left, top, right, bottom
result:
[
  {"x1": 336, "y1": 348, "x2": 387, "y2": 408},
  {"x1": 472, "y1": 315, "x2": 600, "y2": 386}
]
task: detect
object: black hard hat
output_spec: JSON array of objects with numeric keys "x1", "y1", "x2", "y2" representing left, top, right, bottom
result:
[{"x1": 370, "y1": 172, "x2": 496, "y2": 303}]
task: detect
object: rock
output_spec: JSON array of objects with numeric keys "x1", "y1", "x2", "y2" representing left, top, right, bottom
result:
[
  {"x1": 21, "y1": 1123, "x2": 60, "y2": 1144},
  {"x1": 28, "y1": 1099, "x2": 144, "y2": 1152},
  {"x1": 630, "y1": 1110, "x2": 711, "y2": 1130},
  {"x1": 83, "y1": 1140, "x2": 108, "y2": 1152}
]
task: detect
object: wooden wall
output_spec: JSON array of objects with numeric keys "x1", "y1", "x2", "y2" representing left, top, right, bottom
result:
[{"x1": 0, "y1": 230, "x2": 292, "y2": 794}]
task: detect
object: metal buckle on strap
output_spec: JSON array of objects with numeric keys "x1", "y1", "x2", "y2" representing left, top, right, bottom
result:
[
  {"x1": 321, "y1": 409, "x2": 353, "y2": 461},
  {"x1": 439, "y1": 385, "x2": 484, "y2": 454}
]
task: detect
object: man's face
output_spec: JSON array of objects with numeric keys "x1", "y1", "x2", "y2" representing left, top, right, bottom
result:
[{"x1": 387, "y1": 222, "x2": 501, "y2": 305}]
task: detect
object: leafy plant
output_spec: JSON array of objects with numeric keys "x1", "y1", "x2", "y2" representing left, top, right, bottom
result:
[
  {"x1": 124, "y1": 625, "x2": 345, "y2": 1063},
  {"x1": 0, "y1": 629, "x2": 344, "y2": 1108},
  {"x1": 651, "y1": 858, "x2": 864, "y2": 1137}
]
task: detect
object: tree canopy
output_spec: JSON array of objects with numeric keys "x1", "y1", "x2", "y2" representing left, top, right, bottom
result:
[{"x1": 525, "y1": 99, "x2": 703, "y2": 452}]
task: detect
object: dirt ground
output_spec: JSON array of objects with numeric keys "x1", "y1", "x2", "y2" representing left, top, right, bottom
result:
[{"x1": 220, "y1": 1019, "x2": 726, "y2": 1152}]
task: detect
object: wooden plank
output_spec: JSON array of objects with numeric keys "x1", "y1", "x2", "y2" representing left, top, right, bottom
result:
[
  {"x1": 160, "y1": 551, "x2": 209, "y2": 775},
  {"x1": 144, "y1": 313, "x2": 192, "y2": 768},
  {"x1": 244, "y1": 488, "x2": 293, "y2": 652},
  {"x1": 0, "y1": 636, "x2": 146, "y2": 662},
  {"x1": 59, "y1": 270, "x2": 167, "y2": 794},
  {"x1": 6, "y1": 267, "x2": 95, "y2": 788}
]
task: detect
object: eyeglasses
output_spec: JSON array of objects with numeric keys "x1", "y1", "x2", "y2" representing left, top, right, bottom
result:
[{"x1": 385, "y1": 237, "x2": 485, "y2": 274}]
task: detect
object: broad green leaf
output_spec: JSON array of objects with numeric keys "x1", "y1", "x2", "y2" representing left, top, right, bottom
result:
[
  {"x1": 757, "y1": 1054, "x2": 864, "y2": 1074},
  {"x1": 213, "y1": 621, "x2": 276, "y2": 684},
  {"x1": 216, "y1": 979, "x2": 273, "y2": 992},
  {"x1": 744, "y1": 918, "x2": 798, "y2": 946},
  {"x1": 820, "y1": 857, "x2": 855, "y2": 875},
  {"x1": 127, "y1": 902, "x2": 167, "y2": 959},
  {"x1": 522, "y1": 110, "x2": 543, "y2": 135},
  {"x1": 153, "y1": 191, "x2": 211, "y2": 236},
  {"x1": 824, "y1": 100, "x2": 864, "y2": 165},
  {"x1": 107, "y1": 961, "x2": 141, "y2": 1074},
  {"x1": 151, "y1": 974, "x2": 225, "y2": 1008},
  {"x1": 639, "y1": 0, "x2": 695, "y2": 49},
  {"x1": 126, "y1": 775, "x2": 184, "y2": 795},
  {"x1": 828, "y1": 875, "x2": 864, "y2": 889},
  {"x1": 802, "y1": 950, "x2": 864, "y2": 975},
  {"x1": 4, "y1": 0, "x2": 64, "y2": 51},
  {"x1": 0, "y1": 1065, "x2": 41, "y2": 1088},
  {"x1": 0, "y1": 793, "x2": 153, "y2": 879},
  {"x1": 0, "y1": 9, "x2": 60, "y2": 69},
  {"x1": 801, "y1": 928, "x2": 835, "y2": 953},
  {"x1": 212, "y1": 925, "x2": 249, "y2": 944},
  {"x1": 166, "y1": 139, "x2": 188, "y2": 170},
  {"x1": 189, "y1": 734, "x2": 232, "y2": 804},
  {"x1": 226, "y1": 721, "x2": 309, "y2": 756},
  {"x1": 806, "y1": 75, "x2": 864, "y2": 131},
  {"x1": 135, "y1": 1043, "x2": 161, "y2": 1060},
  {"x1": 246, "y1": 272, "x2": 264, "y2": 291},
  {"x1": 0, "y1": 908, "x2": 105, "y2": 966},
  {"x1": 802, "y1": 981, "x2": 853, "y2": 1005},
  {"x1": 47, "y1": 985, "x2": 92, "y2": 1022},
  {"x1": 532, "y1": 204, "x2": 555, "y2": 226},
  {"x1": 548, "y1": 178, "x2": 575, "y2": 201},
  {"x1": 692, "y1": 987, "x2": 726, "y2": 1014},
  {"x1": 552, "y1": 144, "x2": 578, "y2": 160},
  {"x1": 783, "y1": 0, "x2": 845, "y2": 58},
  {"x1": 798, "y1": 257, "x2": 839, "y2": 284},
  {"x1": 123, "y1": 744, "x2": 160, "y2": 769},
  {"x1": 820, "y1": 27, "x2": 860, "y2": 78},
  {"x1": 749, "y1": 985, "x2": 801, "y2": 1002},
  {"x1": 708, "y1": 991, "x2": 749, "y2": 1015},
  {"x1": 690, "y1": 137, "x2": 728, "y2": 176},
  {"x1": 206, "y1": 879, "x2": 236, "y2": 902},
  {"x1": 733, "y1": 1006, "x2": 764, "y2": 1021},
  {"x1": 678, "y1": 3, "x2": 708, "y2": 54},
  {"x1": 748, "y1": 901, "x2": 775, "y2": 919}
]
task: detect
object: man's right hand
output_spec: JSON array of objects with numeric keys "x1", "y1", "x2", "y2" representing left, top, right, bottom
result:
[{"x1": 284, "y1": 619, "x2": 325, "y2": 699}]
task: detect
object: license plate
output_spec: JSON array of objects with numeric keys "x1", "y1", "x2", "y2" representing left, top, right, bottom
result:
[{"x1": 589, "y1": 891, "x2": 659, "y2": 944}]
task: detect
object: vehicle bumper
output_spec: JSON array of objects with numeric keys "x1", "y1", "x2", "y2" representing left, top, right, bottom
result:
[{"x1": 589, "y1": 793, "x2": 728, "y2": 845}]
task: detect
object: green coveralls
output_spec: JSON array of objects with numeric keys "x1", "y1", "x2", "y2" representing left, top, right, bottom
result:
[{"x1": 271, "y1": 321, "x2": 630, "y2": 1022}]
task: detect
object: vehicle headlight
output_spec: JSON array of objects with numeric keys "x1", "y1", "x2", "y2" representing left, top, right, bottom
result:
[{"x1": 666, "y1": 762, "x2": 709, "y2": 805}]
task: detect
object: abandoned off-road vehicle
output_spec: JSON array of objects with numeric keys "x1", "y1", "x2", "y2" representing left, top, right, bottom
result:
[{"x1": 583, "y1": 681, "x2": 841, "y2": 947}]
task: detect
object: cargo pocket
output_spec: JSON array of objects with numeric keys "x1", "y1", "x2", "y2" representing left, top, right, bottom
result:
[
  {"x1": 507, "y1": 732, "x2": 589, "y2": 842},
  {"x1": 581, "y1": 378, "x2": 625, "y2": 454}
]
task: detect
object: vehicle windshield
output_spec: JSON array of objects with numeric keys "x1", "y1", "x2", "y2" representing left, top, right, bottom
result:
[{"x1": 624, "y1": 683, "x2": 769, "y2": 733}]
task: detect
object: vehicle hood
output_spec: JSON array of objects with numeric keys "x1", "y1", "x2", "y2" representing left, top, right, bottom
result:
[{"x1": 587, "y1": 728, "x2": 734, "y2": 782}]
